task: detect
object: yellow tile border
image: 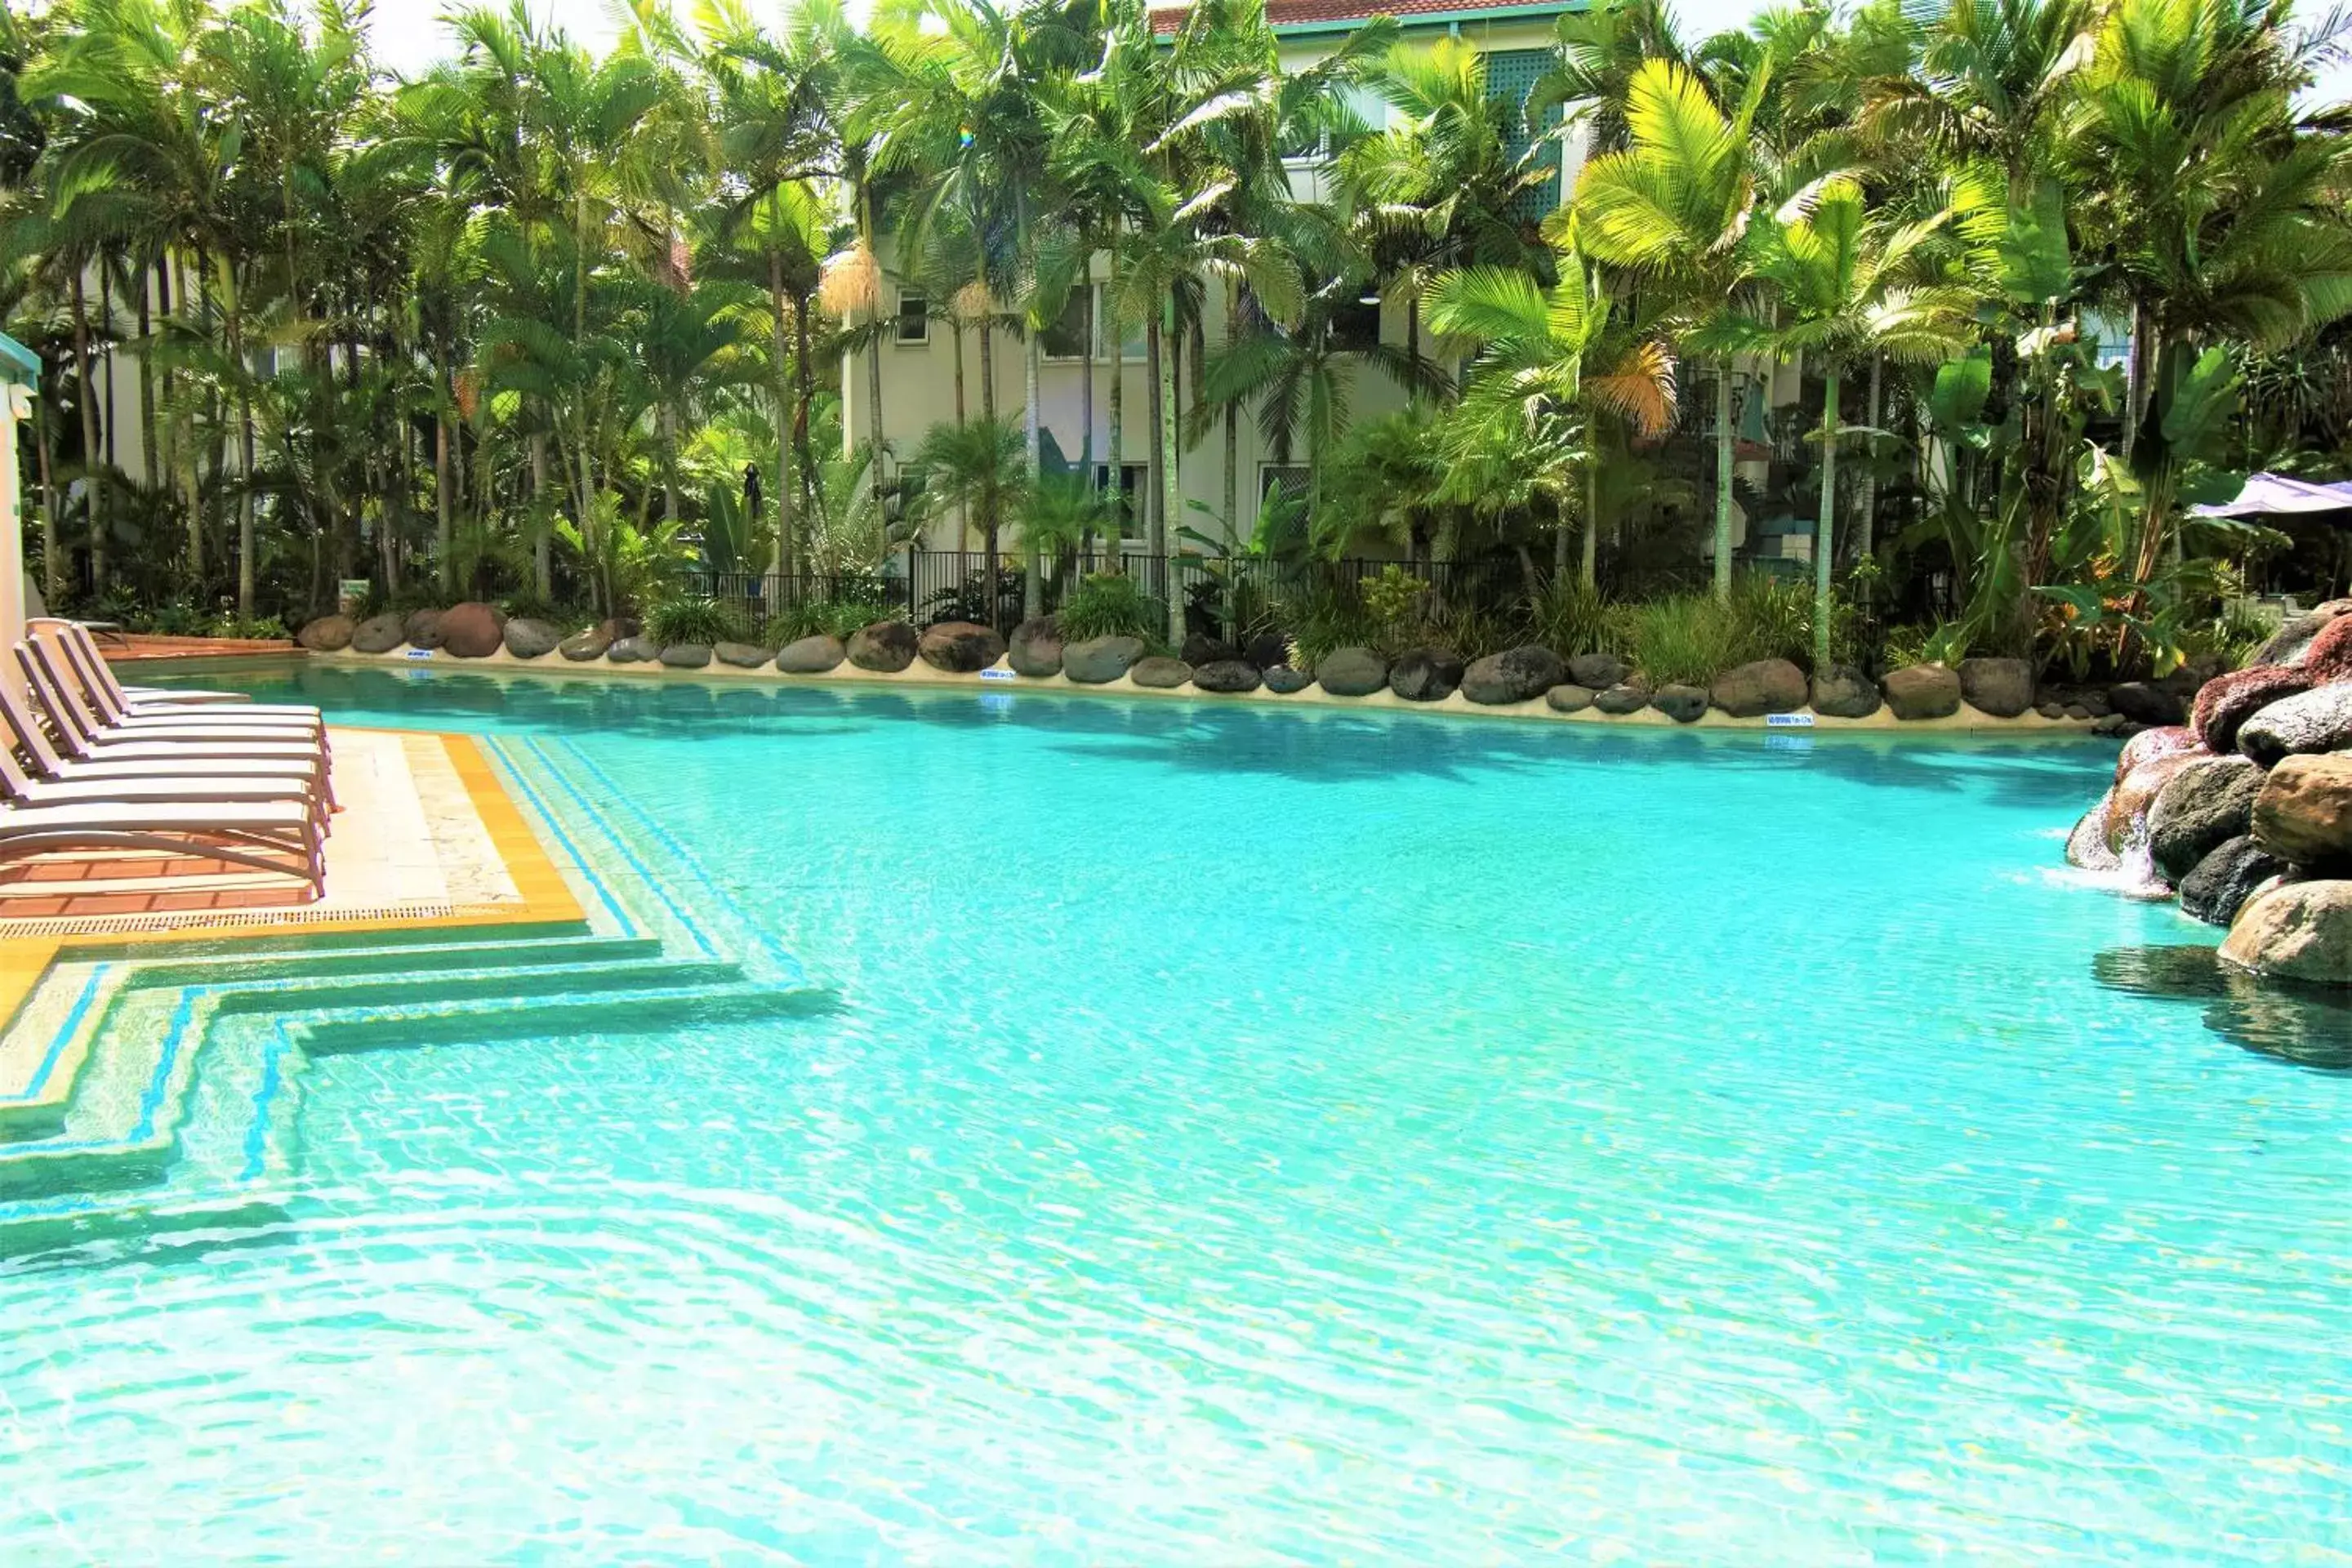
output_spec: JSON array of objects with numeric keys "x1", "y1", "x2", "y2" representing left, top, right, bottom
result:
[{"x1": 0, "y1": 731, "x2": 586, "y2": 1035}]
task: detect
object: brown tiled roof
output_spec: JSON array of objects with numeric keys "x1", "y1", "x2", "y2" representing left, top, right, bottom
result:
[{"x1": 1150, "y1": 0, "x2": 1563, "y2": 33}]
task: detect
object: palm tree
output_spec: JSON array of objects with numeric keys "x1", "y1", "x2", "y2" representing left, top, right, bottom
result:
[
  {"x1": 906, "y1": 414, "x2": 1027, "y2": 621},
  {"x1": 1698, "y1": 179, "x2": 1976, "y2": 670},
  {"x1": 1574, "y1": 59, "x2": 1762, "y2": 602}
]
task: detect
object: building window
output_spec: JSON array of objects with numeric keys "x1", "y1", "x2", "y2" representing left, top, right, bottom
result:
[
  {"x1": 1259, "y1": 465, "x2": 1311, "y2": 509},
  {"x1": 1330, "y1": 293, "x2": 1380, "y2": 354},
  {"x1": 895, "y1": 291, "x2": 929, "y2": 345},
  {"x1": 1042, "y1": 289, "x2": 1090, "y2": 360}
]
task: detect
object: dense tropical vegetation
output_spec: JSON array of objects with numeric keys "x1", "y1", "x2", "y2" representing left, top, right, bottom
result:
[{"x1": 5, "y1": 0, "x2": 2352, "y2": 682}]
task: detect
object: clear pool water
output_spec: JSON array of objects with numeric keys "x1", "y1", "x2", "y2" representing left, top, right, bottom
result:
[{"x1": 2, "y1": 665, "x2": 2345, "y2": 1563}]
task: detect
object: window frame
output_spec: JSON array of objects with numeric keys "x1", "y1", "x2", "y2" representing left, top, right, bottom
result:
[{"x1": 894, "y1": 290, "x2": 931, "y2": 346}]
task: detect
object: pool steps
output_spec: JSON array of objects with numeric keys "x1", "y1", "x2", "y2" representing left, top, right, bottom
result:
[{"x1": 0, "y1": 737, "x2": 824, "y2": 1227}]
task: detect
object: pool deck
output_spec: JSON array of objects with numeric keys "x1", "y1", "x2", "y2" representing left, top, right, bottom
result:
[{"x1": 0, "y1": 728, "x2": 583, "y2": 1051}]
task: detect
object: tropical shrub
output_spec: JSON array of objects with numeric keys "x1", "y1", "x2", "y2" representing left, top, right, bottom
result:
[
  {"x1": 765, "y1": 598, "x2": 889, "y2": 646},
  {"x1": 1522, "y1": 577, "x2": 1619, "y2": 657},
  {"x1": 1056, "y1": 572, "x2": 1166, "y2": 644},
  {"x1": 1615, "y1": 594, "x2": 1754, "y2": 687},
  {"x1": 643, "y1": 596, "x2": 746, "y2": 647}
]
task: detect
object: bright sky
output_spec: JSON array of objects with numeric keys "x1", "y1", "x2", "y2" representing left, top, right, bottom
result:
[{"x1": 359, "y1": 0, "x2": 2352, "y2": 100}]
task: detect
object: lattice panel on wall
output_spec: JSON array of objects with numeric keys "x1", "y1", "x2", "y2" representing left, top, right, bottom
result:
[{"x1": 1485, "y1": 48, "x2": 1564, "y2": 224}]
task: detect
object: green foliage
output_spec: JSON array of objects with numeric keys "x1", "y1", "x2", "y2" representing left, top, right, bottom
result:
[
  {"x1": 764, "y1": 597, "x2": 889, "y2": 647},
  {"x1": 1614, "y1": 594, "x2": 1754, "y2": 687},
  {"x1": 1522, "y1": 577, "x2": 1620, "y2": 657},
  {"x1": 1056, "y1": 572, "x2": 1166, "y2": 644},
  {"x1": 643, "y1": 596, "x2": 747, "y2": 647}
]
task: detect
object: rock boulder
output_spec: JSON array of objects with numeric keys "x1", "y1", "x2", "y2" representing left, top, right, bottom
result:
[
  {"x1": 1712, "y1": 657, "x2": 1807, "y2": 717},
  {"x1": 1263, "y1": 665, "x2": 1313, "y2": 694},
  {"x1": 1958, "y1": 656, "x2": 2035, "y2": 718},
  {"x1": 1180, "y1": 633, "x2": 1237, "y2": 667},
  {"x1": 1460, "y1": 644, "x2": 1565, "y2": 706},
  {"x1": 1651, "y1": 684, "x2": 1708, "y2": 723},
  {"x1": 503, "y1": 617, "x2": 561, "y2": 659},
  {"x1": 2246, "y1": 604, "x2": 2346, "y2": 667},
  {"x1": 2148, "y1": 754, "x2": 2265, "y2": 882},
  {"x1": 1009, "y1": 617, "x2": 1062, "y2": 678},
  {"x1": 1063, "y1": 635, "x2": 1146, "y2": 684},
  {"x1": 2066, "y1": 790, "x2": 2122, "y2": 871},
  {"x1": 2252, "y1": 754, "x2": 2352, "y2": 866},
  {"x1": 846, "y1": 620, "x2": 920, "y2": 673},
  {"x1": 2180, "y1": 835, "x2": 2286, "y2": 926},
  {"x1": 1546, "y1": 683, "x2": 1595, "y2": 714},
  {"x1": 351, "y1": 613, "x2": 406, "y2": 654},
  {"x1": 1192, "y1": 659, "x2": 1261, "y2": 694},
  {"x1": 2107, "y1": 680, "x2": 2185, "y2": 726},
  {"x1": 1811, "y1": 664, "x2": 1881, "y2": 719},
  {"x1": 1881, "y1": 664, "x2": 1962, "y2": 720},
  {"x1": 1568, "y1": 652, "x2": 1627, "y2": 689},
  {"x1": 1388, "y1": 648, "x2": 1465, "y2": 702},
  {"x1": 2236, "y1": 683, "x2": 2352, "y2": 766},
  {"x1": 2220, "y1": 879, "x2": 2352, "y2": 984},
  {"x1": 608, "y1": 635, "x2": 659, "y2": 664},
  {"x1": 2305, "y1": 614, "x2": 2352, "y2": 683},
  {"x1": 776, "y1": 635, "x2": 846, "y2": 674},
  {"x1": 1593, "y1": 679, "x2": 1652, "y2": 715},
  {"x1": 660, "y1": 643, "x2": 712, "y2": 669},
  {"x1": 2107, "y1": 751, "x2": 2204, "y2": 856},
  {"x1": 918, "y1": 620, "x2": 1007, "y2": 673},
  {"x1": 559, "y1": 627, "x2": 612, "y2": 662},
  {"x1": 439, "y1": 601, "x2": 506, "y2": 658},
  {"x1": 296, "y1": 614, "x2": 354, "y2": 653},
  {"x1": 1315, "y1": 646, "x2": 1388, "y2": 697},
  {"x1": 714, "y1": 640, "x2": 771, "y2": 669},
  {"x1": 403, "y1": 608, "x2": 446, "y2": 649},
  {"x1": 1130, "y1": 656, "x2": 1192, "y2": 689},
  {"x1": 2191, "y1": 665, "x2": 2311, "y2": 753}
]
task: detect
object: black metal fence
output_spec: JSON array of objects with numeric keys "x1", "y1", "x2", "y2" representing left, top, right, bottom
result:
[{"x1": 674, "y1": 550, "x2": 1535, "y2": 642}]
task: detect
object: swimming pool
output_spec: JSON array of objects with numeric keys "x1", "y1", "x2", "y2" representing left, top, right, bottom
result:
[{"x1": 1, "y1": 664, "x2": 2344, "y2": 1562}]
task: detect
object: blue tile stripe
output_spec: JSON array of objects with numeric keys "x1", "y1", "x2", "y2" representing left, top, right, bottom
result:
[
  {"x1": 1, "y1": 964, "x2": 112, "y2": 1106},
  {"x1": 494, "y1": 738, "x2": 715, "y2": 960}
]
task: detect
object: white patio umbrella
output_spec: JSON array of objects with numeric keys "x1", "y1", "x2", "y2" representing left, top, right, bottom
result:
[{"x1": 2189, "y1": 471, "x2": 2352, "y2": 518}]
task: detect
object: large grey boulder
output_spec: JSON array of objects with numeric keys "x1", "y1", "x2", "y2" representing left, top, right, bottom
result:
[
  {"x1": 2237, "y1": 684, "x2": 2352, "y2": 767},
  {"x1": 2192, "y1": 666, "x2": 2310, "y2": 752},
  {"x1": 1192, "y1": 659, "x2": 1261, "y2": 694},
  {"x1": 776, "y1": 635, "x2": 846, "y2": 674},
  {"x1": 296, "y1": 614, "x2": 354, "y2": 653},
  {"x1": 2180, "y1": 835, "x2": 2286, "y2": 926},
  {"x1": 351, "y1": 613, "x2": 406, "y2": 654},
  {"x1": 1881, "y1": 664, "x2": 1962, "y2": 720},
  {"x1": 403, "y1": 608, "x2": 446, "y2": 649},
  {"x1": 1811, "y1": 664, "x2": 1881, "y2": 719},
  {"x1": 2246, "y1": 602, "x2": 2348, "y2": 667},
  {"x1": 1711, "y1": 657, "x2": 1807, "y2": 717},
  {"x1": 1958, "y1": 657, "x2": 2035, "y2": 717},
  {"x1": 846, "y1": 620, "x2": 920, "y2": 673},
  {"x1": 2148, "y1": 754, "x2": 2265, "y2": 882},
  {"x1": 1388, "y1": 648, "x2": 1464, "y2": 702},
  {"x1": 608, "y1": 635, "x2": 659, "y2": 664},
  {"x1": 1130, "y1": 656, "x2": 1192, "y2": 689},
  {"x1": 1009, "y1": 617, "x2": 1062, "y2": 678},
  {"x1": 1315, "y1": 646, "x2": 1388, "y2": 697},
  {"x1": 2220, "y1": 879, "x2": 2352, "y2": 984},
  {"x1": 1460, "y1": 644, "x2": 1565, "y2": 706},
  {"x1": 503, "y1": 617, "x2": 561, "y2": 660},
  {"x1": 1546, "y1": 684, "x2": 1595, "y2": 714},
  {"x1": 1593, "y1": 679, "x2": 1652, "y2": 715},
  {"x1": 660, "y1": 643, "x2": 713, "y2": 669},
  {"x1": 559, "y1": 626, "x2": 612, "y2": 662},
  {"x1": 1263, "y1": 666, "x2": 1312, "y2": 694},
  {"x1": 1651, "y1": 683, "x2": 1708, "y2": 724},
  {"x1": 439, "y1": 600, "x2": 506, "y2": 658},
  {"x1": 714, "y1": 640, "x2": 770, "y2": 669},
  {"x1": 1063, "y1": 635, "x2": 1146, "y2": 684},
  {"x1": 2252, "y1": 754, "x2": 2352, "y2": 866},
  {"x1": 918, "y1": 620, "x2": 1007, "y2": 673},
  {"x1": 1567, "y1": 652, "x2": 1627, "y2": 689}
]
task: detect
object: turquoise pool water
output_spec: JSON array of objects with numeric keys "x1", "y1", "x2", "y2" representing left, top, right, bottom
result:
[{"x1": 1, "y1": 665, "x2": 2345, "y2": 1563}]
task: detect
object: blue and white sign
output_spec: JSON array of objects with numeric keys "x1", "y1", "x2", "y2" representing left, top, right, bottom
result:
[
  {"x1": 404, "y1": 648, "x2": 434, "y2": 661},
  {"x1": 1765, "y1": 711, "x2": 1815, "y2": 727},
  {"x1": 978, "y1": 668, "x2": 1015, "y2": 681}
]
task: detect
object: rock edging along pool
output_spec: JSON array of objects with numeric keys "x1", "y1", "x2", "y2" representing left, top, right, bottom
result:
[{"x1": 1, "y1": 661, "x2": 2342, "y2": 1564}]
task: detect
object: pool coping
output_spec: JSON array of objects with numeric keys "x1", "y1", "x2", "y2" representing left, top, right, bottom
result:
[{"x1": 283, "y1": 645, "x2": 2109, "y2": 736}]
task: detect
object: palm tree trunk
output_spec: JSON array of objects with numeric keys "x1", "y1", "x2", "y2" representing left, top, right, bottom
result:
[
  {"x1": 35, "y1": 395, "x2": 60, "y2": 609},
  {"x1": 1080, "y1": 280, "x2": 1095, "y2": 488},
  {"x1": 529, "y1": 430, "x2": 552, "y2": 599},
  {"x1": 979, "y1": 318, "x2": 1000, "y2": 584},
  {"x1": 793, "y1": 296, "x2": 818, "y2": 532},
  {"x1": 1713, "y1": 359, "x2": 1735, "y2": 601},
  {"x1": 1222, "y1": 277, "x2": 1239, "y2": 542},
  {"x1": 69, "y1": 267, "x2": 105, "y2": 598},
  {"x1": 1106, "y1": 258, "x2": 1125, "y2": 562},
  {"x1": 1581, "y1": 461, "x2": 1599, "y2": 587},
  {"x1": 1023, "y1": 313, "x2": 1044, "y2": 625},
  {"x1": 435, "y1": 397, "x2": 453, "y2": 595},
  {"x1": 770, "y1": 252, "x2": 796, "y2": 580},
  {"x1": 952, "y1": 305, "x2": 969, "y2": 547},
  {"x1": 1813, "y1": 367, "x2": 1840, "y2": 676},
  {"x1": 1857, "y1": 354, "x2": 1881, "y2": 560},
  {"x1": 1146, "y1": 312, "x2": 1165, "y2": 610},
  {"x1": 136, "y1": 256, "x2": 158, "y2": 488}
]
